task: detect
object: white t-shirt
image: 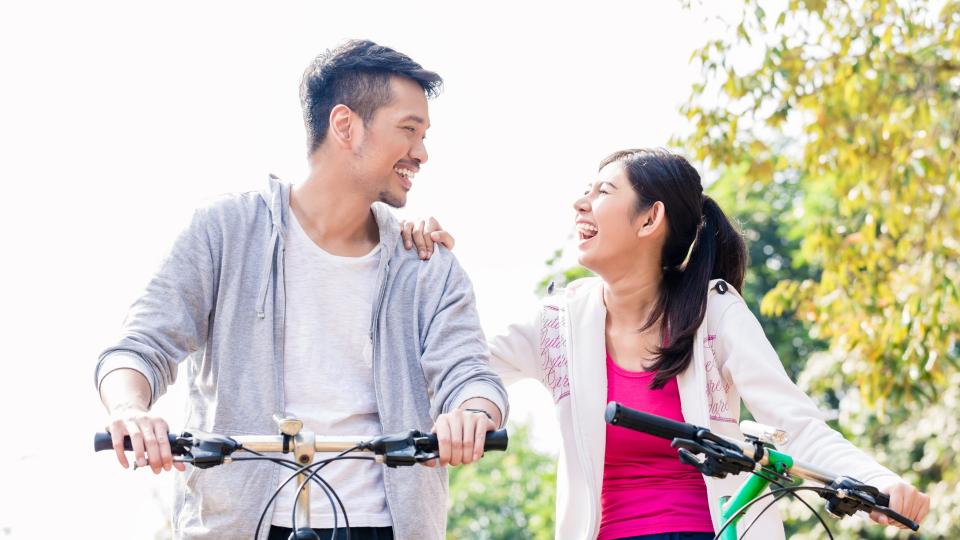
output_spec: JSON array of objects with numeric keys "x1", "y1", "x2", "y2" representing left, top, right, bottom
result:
[{"x1": 271, "y1": 210, "x2": 392, "y2": 529}]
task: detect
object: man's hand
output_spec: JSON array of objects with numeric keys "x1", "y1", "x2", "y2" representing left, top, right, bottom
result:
[
  {"x1": 100, "y1": 368, "x2": 184, "y2": 474},
  {"x1": 426, "y1": 399, "x2": 500, "y2": 467},
  {"x1": 400, "y1": 217, "x2": 454, "y2": 260},
  {"x1": 105, "y1": 405, "x2": 184, "y2": 474},
  {"x1": 869, "y1": 481, "x2": 930, "y2": 529}
]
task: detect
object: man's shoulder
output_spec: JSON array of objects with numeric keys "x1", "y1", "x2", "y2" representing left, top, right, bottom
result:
[
  {"x1": 390, "y1": 245, "x2": 471, "y2": 292},
  {"x1": 189, "y1": 190, "x2": 270, "y2": 232},
  {"x1": 196, "y1": 190, "x2": 264, "y2": 217}
]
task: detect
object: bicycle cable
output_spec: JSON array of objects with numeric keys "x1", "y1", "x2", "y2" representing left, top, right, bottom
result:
[
  {"x1": 737, "y1": 485, "x2": 835, "y2": 540},
  {"x1": 249, "y1": 447, "x2": 374, "y2": 540},
  {"x1": 291, "y1": 446, "x2": 365, "y2": 540},
  {"x1": 713, "y1": 485, "x2": 835, "y2": 540},
  {"x1": 738, "y1": 490, "x2": 790, "y2": 539},
  {"x1": 248, "y1": 452, "x2": 371, "y2": 540},
  {"x1": 238, "y1": 455, "x2": 342, "y2": 540}
]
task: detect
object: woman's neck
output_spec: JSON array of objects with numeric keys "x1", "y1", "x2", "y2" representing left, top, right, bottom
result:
[{"x1": 602, "y1": 267, "x2": 662, "y2": 331}]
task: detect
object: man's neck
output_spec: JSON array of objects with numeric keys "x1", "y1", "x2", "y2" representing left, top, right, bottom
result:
[{"x1": 290, "y1": 164, "x2": 380, "y2": 257}]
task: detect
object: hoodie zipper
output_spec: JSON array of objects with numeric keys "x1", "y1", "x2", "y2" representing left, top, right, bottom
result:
[{"x1": 369, "y1": 259, "x2": 393, "y2": 519}]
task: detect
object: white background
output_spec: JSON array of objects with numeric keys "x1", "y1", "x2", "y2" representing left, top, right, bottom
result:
[{"x1": 0, "y1": 1, "x2": 739, "y2": 537}]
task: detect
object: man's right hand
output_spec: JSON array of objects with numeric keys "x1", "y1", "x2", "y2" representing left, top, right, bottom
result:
[
  {"x1": 106, "y1": 405, "x2": 184, "y2": 473},
  {"x1": 100, "y1": 368, "x2": 184, "y2": 474}
]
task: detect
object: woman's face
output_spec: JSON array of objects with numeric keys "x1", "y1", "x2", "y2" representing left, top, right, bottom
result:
[{"x1": 573, "y1": 162, "x2": 663, "y2": 275}]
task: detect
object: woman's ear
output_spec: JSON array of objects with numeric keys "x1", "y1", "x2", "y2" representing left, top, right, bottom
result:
[
  {"x1": 328, "y1": 104, "x2": 355, "y2": 148},
  {"x1": 637, "y1": 201, "x2": 666, "y2": 239}
]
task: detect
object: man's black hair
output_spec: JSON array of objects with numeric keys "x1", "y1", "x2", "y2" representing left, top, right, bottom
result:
[{"x1": 300, "y1": 39, "x2": 443, "y2": 154}]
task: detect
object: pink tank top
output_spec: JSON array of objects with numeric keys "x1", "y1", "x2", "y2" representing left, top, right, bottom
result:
[{"x1": 598, "y1": 351, "x2": 715, "y2": 539}]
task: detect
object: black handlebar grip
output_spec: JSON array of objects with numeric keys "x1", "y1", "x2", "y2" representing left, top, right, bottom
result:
[
  {"x1": 94, "y1": 433, "x2": 184, "y2": 454},
  {"x1": 482, "y1": 429, "x2": 509, "y2": 452},
  {"x1": 605, "y1": 401, "x2": 702, "y2": 441},
  {"x1": 873, "y1": 492, "x2": 920, "y2": 531},
  {"x1": 423, "y1": 429, "x2": 509, "y2": 452}
]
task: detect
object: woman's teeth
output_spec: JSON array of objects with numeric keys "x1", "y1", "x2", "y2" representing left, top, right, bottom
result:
[{"x1": 576, "y1": 223, "x2": 598, "y2": 240}]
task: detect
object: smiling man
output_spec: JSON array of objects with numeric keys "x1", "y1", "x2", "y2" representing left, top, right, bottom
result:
[{"x1": 95, "y1": 40, "x2": 507, "y2": 540}]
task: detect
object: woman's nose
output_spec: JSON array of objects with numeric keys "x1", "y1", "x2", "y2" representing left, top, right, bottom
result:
[{"x1": 573, "y1": 194, "x2": 591, "y2": 213}]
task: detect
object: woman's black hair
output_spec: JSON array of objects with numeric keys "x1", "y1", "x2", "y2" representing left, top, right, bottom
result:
[{"x1": 600, "y1": 148, "x2": 747, "y2": 389}]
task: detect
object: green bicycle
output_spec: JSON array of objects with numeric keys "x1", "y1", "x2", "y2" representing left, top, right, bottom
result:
[{"x1": 605, "y1": 401, "x2": 919, "y2": 540}]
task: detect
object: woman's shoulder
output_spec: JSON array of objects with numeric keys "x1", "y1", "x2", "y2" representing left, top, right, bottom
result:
[{"x1": 705, "y1": 279, "x2": 751, "y2": 329}]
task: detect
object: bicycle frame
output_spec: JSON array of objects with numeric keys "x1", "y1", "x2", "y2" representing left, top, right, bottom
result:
[
  {"x1": 715, "y1": 446, "x2": 793, "y2": 540},
  {"x1": 708, "y1": 431, "x2": 854, "y2": 539}
]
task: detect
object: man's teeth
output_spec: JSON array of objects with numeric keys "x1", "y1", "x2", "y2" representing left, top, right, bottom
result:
[{"x1": 395, "y1": 168, "x2": 416, "y2": 179}]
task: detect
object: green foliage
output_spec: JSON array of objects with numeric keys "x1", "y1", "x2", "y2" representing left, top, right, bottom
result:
[
  {"x1": 680, "y1": 0, "x2": 960, "y2": 408},
  {"x1": 678, "y1": 0, "x2": 960, "y2": 536},
  {"x1": 535, "y1": 246, "x2": 594, "y2": 296},
  {"x1": 708, "y1": 164, "x2": 825, "y2": 381},
  {"x1": 447, "y1": 423, "x2": 557, "y2": 539}
]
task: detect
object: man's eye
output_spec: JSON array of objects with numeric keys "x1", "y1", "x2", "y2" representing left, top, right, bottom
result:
[{"x1": 404, "y1": 127, "x2": 417, "y2": 132}]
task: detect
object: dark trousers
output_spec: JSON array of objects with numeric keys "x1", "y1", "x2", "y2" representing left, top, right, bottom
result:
[{"x1": 267, "y1": 526, "x2": 394, "y2": 540}]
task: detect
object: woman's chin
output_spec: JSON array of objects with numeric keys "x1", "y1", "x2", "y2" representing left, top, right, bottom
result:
[{"x1": 576, "y1": 253, "x2": 597, "y2": 272}]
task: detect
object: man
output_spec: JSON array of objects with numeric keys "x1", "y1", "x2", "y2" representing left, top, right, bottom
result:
[{"x1": 95, "y1": 40, "x2": 508, "y2": 540}]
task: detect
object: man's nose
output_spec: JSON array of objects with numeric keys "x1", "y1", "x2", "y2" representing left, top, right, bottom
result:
[{"x1": 410, "y1": 139, "x2": 428, "y2": 165}]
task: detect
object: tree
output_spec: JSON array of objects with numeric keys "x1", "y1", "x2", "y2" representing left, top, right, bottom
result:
[
  {"x1": 447, "y1": 423, "x2": 556, "y2": 539},
  {"x1": 678, "y1": 0, "x2": 960, "y2": 536}
]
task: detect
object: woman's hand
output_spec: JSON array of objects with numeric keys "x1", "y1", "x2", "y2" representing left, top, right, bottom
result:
[
  {"x1": 870, "y1": 481, "x2": 930, "y2": 529},
  {"x1": 400, "y1": 217, "x2": 454, "y2": 260}
]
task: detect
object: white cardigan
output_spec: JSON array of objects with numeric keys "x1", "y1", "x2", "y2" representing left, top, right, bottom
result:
[{"x1": 489, "y1": 277, "x2": 901, "y2": 539}]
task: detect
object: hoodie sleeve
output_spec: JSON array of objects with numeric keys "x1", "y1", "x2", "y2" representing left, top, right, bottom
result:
[
  {"x1": 416, "y1": 249, "x2": 509, "y2": 427},
  {"x1": 94, "y1": 207, "x2": 219, "y2": 406},
  {"x1": 715, "y1": 298, "x2": 901, "y2": 489}
]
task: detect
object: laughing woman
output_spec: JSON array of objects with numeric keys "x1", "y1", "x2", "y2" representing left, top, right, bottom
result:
[{"x1": 403, "y1": 148, "x2": 929, "y2": 540}]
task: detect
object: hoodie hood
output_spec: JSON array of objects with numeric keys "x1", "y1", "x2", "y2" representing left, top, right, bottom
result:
[{"x1": 255, "y1": 174, "x2": 402, "y2": 318}]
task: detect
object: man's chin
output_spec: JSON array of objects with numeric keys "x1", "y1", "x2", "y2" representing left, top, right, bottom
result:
[{"x1": 378, "y1": 190, "x2": 407, "y2": 209}]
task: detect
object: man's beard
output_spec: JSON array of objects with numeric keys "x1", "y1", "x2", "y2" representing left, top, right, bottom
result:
[{"x1": 378, "y1": 190, "x2": 406, "y2": 209}]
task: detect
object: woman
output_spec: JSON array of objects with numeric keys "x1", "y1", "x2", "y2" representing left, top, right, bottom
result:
[{"x1": 403, "y1": 148, "x2": 929, "y2": 539}]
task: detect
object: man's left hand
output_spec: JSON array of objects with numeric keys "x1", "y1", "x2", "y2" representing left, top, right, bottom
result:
[{"x1": 426, "y1": 405, "x2": 498, "y2": 467}]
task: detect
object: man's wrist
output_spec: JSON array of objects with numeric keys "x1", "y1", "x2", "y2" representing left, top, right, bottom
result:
[
  {"x1": 464, "y1": 408, "x2": 494, "y2": 423},
  {"x1": 457, "y1": 396, "x2": 503, "y2": 427}
]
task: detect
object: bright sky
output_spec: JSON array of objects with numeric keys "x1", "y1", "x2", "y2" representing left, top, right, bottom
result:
[{"x1": 0, "y1": 1, "x2": 739, "y2": 537}]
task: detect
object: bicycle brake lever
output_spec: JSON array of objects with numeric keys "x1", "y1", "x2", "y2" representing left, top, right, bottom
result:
[
  {"x1": 414, "y1": 452, "x2": 439, "y2": 463},
  {"x1": 824, "y1": 477, "x2": 919, "y2": 531},
  {"x1": 671, "y1": 437, "x2": 755, "y2": 479}
]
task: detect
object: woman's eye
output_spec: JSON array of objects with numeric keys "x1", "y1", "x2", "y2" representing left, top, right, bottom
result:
[{"x1": 598, "y1": 189, "x2": 609, "y2": 195}]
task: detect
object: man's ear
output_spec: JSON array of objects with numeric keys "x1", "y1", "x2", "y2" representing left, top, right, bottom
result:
[
  {"x1": 328, "y1": 104, "x2": 355, "y2": 148},
  {"x1": 637, "y1": 201, "x2": 666, "y2": 238}
]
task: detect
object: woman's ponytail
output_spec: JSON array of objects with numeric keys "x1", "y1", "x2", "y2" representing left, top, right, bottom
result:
[{"x1": 601, "y1": 149, "x2": 747, "y2": 389}]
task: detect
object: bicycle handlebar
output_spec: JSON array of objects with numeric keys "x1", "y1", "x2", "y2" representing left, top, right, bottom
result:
[
  {"x1": 94, "y1": 429, "x2": 509, "y2": 456},
  {"x1": 605, "y1": 401, "x2": 919, "y2": 532},
  {"x1": 605, "y1": 401, "x2": 702, "y2": 441}
]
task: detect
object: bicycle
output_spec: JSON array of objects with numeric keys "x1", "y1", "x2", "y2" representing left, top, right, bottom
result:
[
  {"x1": 604, "y1": 401, "x2": 919, "y2": 540},
  {"x1": 95, "y1": 414, "x2": 509, "y2": 540}
]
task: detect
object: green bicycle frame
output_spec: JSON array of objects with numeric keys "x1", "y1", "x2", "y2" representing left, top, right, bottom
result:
[{"x1": 716, "y1": 447, "x2": 795, "y2": 540}]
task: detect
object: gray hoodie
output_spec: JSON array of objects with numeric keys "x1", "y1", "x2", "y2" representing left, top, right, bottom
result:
[{"x1": 95, "y1": 175, "x2": 509, "y2": 540}]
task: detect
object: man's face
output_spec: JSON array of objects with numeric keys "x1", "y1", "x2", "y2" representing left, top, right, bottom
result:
[{"x1": 352, "y1": 76, "x2": 430, "y2": 208}]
